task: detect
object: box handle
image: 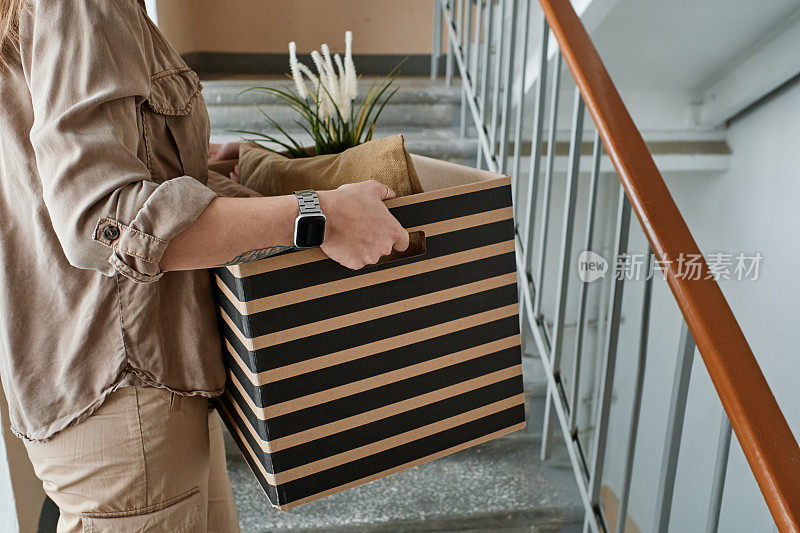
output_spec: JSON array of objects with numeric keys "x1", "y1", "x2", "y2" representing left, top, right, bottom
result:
[{"x1": 376, "y1": 231, "x2": 427, "y2": 266}]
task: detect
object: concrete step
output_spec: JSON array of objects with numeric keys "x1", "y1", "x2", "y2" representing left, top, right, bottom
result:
[
  {"x1": 202, "y1": 77, "x2": 461, "y2": 130},
  {"x1": 202, "y1": 77, "x2": 461, "y2": 106}
]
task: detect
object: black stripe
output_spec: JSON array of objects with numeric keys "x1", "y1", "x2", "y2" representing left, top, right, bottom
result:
[
  {"x1": 279, "y1": 404, "x2": 525, "y2": 504},
  {"x1": 214, "y1": 184, "x2": 511, "y2": 300},
  {"x1": 216, "y1": 218, "x2": 514, "y2": 302},
  {"x1": 223, "y1": 345, "x2": 521, "y2": 440},
  {"x1": 242, "y1": 315, "x2": 520, "y2": 405},
  {"x1": 388, "y1": 184, "x2": 511, "y2": 229},
  {"x1": 227, "y1": 252, "x2": 516, "y2": 337},
  {"x1": 221, "y1": 376, "x2": 522, "y2": 475},
  {"x1": 215, "y1": 400, "x2": 281, "y2": 505},
  {"x1": 217, "y1": 394, "x2": 276, "y2": 475},
  {"x1": 270, "y1": 376, "x2": 523, "y2": 473},
  {"x1": 263, "y1": 346, "x2": 521, "y2": 439},
  {"x1": 231, "y1": 282, "x2": 519, "y2": 377},
  {"x1": 218, "y1": 317, "x2": 255, "y2": 371}
]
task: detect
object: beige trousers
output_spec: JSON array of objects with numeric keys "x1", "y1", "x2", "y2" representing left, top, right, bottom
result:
[{"x1": 24, "y1": 386, "x2": 240, "y2": 533}]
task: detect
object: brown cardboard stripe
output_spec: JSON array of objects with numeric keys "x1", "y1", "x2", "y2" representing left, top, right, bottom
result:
[
  {"x1": 226, "y1": 362, "x2": 522, "y2": 440},
  {"x1": 222, "y1": 390, "x2": 273, "y2": 452},
  {"x1": 222, "y1": 375, "x2": 522, "y2": 468},
  {"x1": 381, "y1": 175, "x2": 511, "y2": 209},
  {"x1": 227, "y1": 272, "x2": 517, "y2": 350},
  {"x1": 271, "y1": 393, "x2": 524, "y2": 484},
  {"x1": 262, "y1": 335, "x2": 521, "y2": 418},
  {"x1": 224, "y1": 206, "x2": 513, "y2": 282},
  {"x1": 218, "y1": 397, "x2": 524, "y2": 510},
  {"x1": 228, "y1": 344, "x2": 521, "y2": 439},
  {"x1": 219, "y1": 251, "x2": 516, "y2": 339},
  {"x1": 225, "y1": 303, "x2": 519, "y2": 380},
  {"x1": 218, "y1": 400, "x2": 277, "y2": 485},
  {"x1": 216, "y1": 219, "x2": 515, "y2": 306},
  {"x1": 220, "y1": 387, "x2": 525, "y2": 484},
  {"x1": 217, "y1": 407, "x2": 280, "y2": 505},
  {"x1": 277, "y1": 422, "x2": 525, "y2": 510},
  {"x1": 221, "y1": 240, "x2": 515, "y2": 315}
]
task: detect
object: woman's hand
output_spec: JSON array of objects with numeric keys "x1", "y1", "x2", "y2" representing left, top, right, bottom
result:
[
  {"x1": 208, "y1": 142, "x2": 243, "y2": 182},
  {"x1": 319, "y1": 180, "x2": 410, "y2": 270}
]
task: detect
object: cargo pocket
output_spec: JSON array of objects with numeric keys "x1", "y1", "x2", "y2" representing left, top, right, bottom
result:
[
  {"x1": 142, "y1": 67, "x2": 211, "y2": 183},
  {"x1": 80, "y1": 487, "x2": 201, "y2": 533}
]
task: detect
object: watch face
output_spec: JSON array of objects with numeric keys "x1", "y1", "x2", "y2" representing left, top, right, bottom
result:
[{"x1": 295, "y1": 214, "x2": 326, "y2": 247}]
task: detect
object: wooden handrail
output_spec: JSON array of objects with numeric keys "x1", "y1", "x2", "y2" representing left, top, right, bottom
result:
[{"x1": 537, "y1": 0, "x2": 800, "y2": 529}]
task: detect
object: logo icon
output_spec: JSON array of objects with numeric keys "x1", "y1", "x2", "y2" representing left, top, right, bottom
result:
[{"x1": 578, "y1": 251, "x2": 608, "y2": 282}]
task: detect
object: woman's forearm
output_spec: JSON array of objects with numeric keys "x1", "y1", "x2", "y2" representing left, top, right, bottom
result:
[
  {"x1": 160, "y1": 180, "x2": 411, "y2": 272},
  {"x1": 160, "y1": 194, "x2": 299, "y2": 271}
]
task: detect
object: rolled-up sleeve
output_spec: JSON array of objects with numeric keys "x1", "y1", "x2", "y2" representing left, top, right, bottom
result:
[{"x1": 20, "y1": 0, "x2": 216, "y2": 283}]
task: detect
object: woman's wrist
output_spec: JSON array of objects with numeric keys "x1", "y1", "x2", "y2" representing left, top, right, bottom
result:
[{"x1": 316, "y1": 190, "x2": 338, "y2": 245}]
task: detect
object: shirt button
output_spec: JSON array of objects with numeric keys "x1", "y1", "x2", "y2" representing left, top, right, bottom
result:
[{"x1": 103, "y1": 226, "x2": 120, "y2": 241}]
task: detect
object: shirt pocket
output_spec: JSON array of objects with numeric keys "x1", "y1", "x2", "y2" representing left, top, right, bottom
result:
[
  {"x1": 141, "y1": 67, "x2": 211, "y2": 184},
  {"x1": 80, "y1": 486, "x2": 201, "y2": 532}
]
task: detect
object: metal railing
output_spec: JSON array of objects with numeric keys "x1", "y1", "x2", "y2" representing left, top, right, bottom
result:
[{"x1": 432, "y1": 0, "x2": 800, "y2": 531}]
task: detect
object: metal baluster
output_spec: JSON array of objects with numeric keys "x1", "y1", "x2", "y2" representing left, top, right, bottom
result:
[
  {"x1": 464, "y1": 0, "x2": 473, "y2": 70},
  {"x1": 586, "y1": 185, "x2": 631, "y2": 529},
  {"x1": 522, "y1": 16, "x2": 549, "y2": 277},
  {"x1": 653, "y1": 321, "x2": 696, "y2": 533},
  {"x1": 542, "y1": 88, "x2": 584, "y2": 460},
  {"x1": 615, "y1": 248, "x2": 653, "y2": 533},
  {"x1": 488, "y1": 0, "x2": 507, "y2": 160},
  {"x1": 706, "y1": 414, "x2": 732, "y2": 533},
  {"x1": 477, "y1": 0, "x2": 494, "y2": 169},
  {"x1": 431, "y1": 0, "x2": 443, "y2": 79},
  {"x1": 511, "y1": 0, "x2": 531, "y2": 201},
  {"x1": 569, "y1": 130, "x2": 601, "y2": 435},
  {"x1": 515, "y1": 7, "x2": 541, "y2": 362},
  {"x1": 471, "y1": 0, "x2": 482, "y2": 83},
  {"x1": 497, "y1": 0, "x2": 518, "y2": 174},
  {"x1": 445, "y1": 1, "x2": 454, "y2": 87},
  {"x1": 479, "y1": 0, "x2": 493, "y2": 117},
  {"x1": 459, "y1": 0, "x2": 469, "y2": 138},
  {"x1": 532, "y1": 53, "x2": 562, "y2": 319}
]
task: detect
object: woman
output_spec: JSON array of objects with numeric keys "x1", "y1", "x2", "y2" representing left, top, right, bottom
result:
[{"x1": 0, "y1": 0, "x2": 409, "y2": 531}]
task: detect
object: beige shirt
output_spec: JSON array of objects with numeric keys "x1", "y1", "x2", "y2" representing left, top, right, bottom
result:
[{"x1": 0, "y1": 0, "x2": 229, "y2": 441}]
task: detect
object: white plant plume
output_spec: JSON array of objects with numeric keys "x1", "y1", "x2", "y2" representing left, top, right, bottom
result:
[
  {"x1": 296, "y1": 63, "x2": 319, "y2": 92},
  {"x1": 310, "y1": 50, "x2": 335, "y2": 120},
  {"x1": 344, "y1": 31, "x2": 357, "y2": 102},
  {"x1": 289, "y1": 32, "x2": 358, "y2": 122},
  {"x1": 241, "y1": 30, "x2": 400, "y2": 157},
  {"x1": 288, "y1": 42, "x2": 308, "y2": 99},
  {"x1": 334, "y1": 54, "x2": 351, "y2": 119}
]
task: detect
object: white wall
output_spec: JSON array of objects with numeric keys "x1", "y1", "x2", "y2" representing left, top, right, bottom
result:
[
  {"x1": 600, "y1": 77, "x2": 800, "y2": 532},
  {"x1": 0, "y1": 432, "x2": 19, "y2": 532},
  {"x1": 0, "y1": 387, "x2": 45, "y2": 532}
]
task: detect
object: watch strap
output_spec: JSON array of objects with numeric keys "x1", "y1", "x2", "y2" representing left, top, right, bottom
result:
[{"x1": 294, "y1": 190, "x2": 322, "y2": 215}]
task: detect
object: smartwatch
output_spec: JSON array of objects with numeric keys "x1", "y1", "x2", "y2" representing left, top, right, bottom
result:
[{"x1": 293, "y1": 190, "x2": 327, "y2": 248}]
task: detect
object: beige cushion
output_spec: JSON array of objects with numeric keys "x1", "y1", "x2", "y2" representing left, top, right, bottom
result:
[{"x1": 237, "y1": 134, "x2": 424, "y2": 197}]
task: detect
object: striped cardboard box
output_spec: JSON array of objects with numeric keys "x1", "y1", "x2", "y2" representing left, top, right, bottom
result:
[{"x1": 213, "y1": 155, "x2": 525, "y2": 510}]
